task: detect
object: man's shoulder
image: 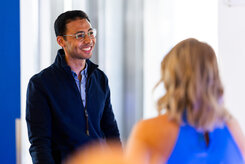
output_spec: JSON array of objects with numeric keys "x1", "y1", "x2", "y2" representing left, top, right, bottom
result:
[
  {"x1": 94, "y1": 67, "x2": 107, "y2": 76},
  {"x1": 29, "y1": 64, "x2": 58, "y2": 83},
  {"x1": 91, "y1": 68, "x2": 109, "y2": 84}
]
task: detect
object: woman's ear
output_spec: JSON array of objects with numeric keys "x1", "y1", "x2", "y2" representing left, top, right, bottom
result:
[{"x1": 57, "y1": 36, "x2": 65, "y2": 47}]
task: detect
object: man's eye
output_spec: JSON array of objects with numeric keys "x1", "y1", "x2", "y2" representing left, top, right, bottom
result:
[
  {"x1": 76, "y1": 33, "x2": 85, "y2": 38},
  {"x1": 89, "y1": 31, "x2": 94, "y2": 36}
]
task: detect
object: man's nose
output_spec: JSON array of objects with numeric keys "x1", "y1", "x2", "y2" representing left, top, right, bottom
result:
[{"x1": 83, "y1": 34, "x2": 92, "y2": 44}]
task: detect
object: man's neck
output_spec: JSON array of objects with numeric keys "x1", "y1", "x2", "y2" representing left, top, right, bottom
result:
[{"x1": 65, "y1": 55, "x2": 86, "y2": 77}]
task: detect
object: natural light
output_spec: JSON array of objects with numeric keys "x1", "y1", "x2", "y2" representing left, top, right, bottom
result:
[{"x1": 143, "y1": 0, "x2": 218, "y2": 118}]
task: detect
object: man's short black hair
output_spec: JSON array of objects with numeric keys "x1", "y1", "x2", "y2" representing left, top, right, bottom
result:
[{"x1": 54, "y1": 10, "x2": 90, "y2": 37}]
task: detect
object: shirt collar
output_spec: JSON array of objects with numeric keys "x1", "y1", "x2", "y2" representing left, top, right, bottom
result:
[{"x1": 82, "y1": 62, "x2": 88, "y2": 78}]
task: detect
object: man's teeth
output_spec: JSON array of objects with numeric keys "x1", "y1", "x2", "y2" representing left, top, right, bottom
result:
[{"x1": 82, "y1": 47, "x2": 91, "y2": 51}]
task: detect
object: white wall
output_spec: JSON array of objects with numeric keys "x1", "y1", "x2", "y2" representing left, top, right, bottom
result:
[
  {"x1": 218, "y1": 0, "x2": 245, "y2": 132},
  {"x1": 20, "y1": 0, "x2": 53, "y2": 163},
  {"x1": 20, "y1": 0, "x2": 40, "y2": 163},
  {"x1": 143, "y1": 0, "x2": 218, "y2": 119},
  {"x1": 102, "y1": 0, "x2": 124, "y2": 140}
]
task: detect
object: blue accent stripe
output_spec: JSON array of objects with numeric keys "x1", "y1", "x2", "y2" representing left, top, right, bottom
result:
[{"x1": 0, "y1": 0, "x2": 20, "y2": 163}]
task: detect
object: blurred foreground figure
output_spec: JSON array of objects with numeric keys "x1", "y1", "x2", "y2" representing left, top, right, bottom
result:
[
  {"x1": 64, "y1": 142, "x2": 133, "y2": 164},
  {"x1": 126, "y1": 38, "x2": 245, "y2": 164}
]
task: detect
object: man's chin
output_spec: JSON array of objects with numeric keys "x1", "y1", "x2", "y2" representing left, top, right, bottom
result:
[{"x1": 79, "y1": 54, "x2": 92, "y2": 60}]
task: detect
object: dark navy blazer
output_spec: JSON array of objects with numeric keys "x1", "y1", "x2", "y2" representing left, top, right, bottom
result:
[{"x1": 26, "y1": 49, "x2": 120, "y2": 164}]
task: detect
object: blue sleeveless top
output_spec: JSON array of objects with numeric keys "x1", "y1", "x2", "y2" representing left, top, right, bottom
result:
[{"x1": 167, "y1": 124, "x2": 244, "y2": 164}]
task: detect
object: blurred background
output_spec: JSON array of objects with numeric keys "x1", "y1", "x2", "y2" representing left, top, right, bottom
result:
[{"x1": 1, "y1": 0, "x2": 245, "y2": 163}]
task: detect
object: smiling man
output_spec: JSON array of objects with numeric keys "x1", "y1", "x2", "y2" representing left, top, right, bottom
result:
[{"x1": 26, "y1": 10, "x2": 120, "y2": 164}]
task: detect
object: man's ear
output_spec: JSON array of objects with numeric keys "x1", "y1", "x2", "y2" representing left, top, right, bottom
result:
[{"x1": 57, "y1": 36, "x2": 65, "y2": 47}]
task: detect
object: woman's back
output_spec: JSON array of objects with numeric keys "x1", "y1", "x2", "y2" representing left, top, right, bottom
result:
[
  {"x1": 167, "y1": 124, "x2": 244, "y2": 164},
  {"x1": 126, "y1": 114, "x2": 245, "y2": 164}
]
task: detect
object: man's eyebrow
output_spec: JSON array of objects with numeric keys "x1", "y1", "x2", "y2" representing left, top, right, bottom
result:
[
  {"x1": 75, "y1": 28, "x2": 93, "y2": 34},
  {"x1": 75, "y1": 31, "x2": 85, "y2": 34}
]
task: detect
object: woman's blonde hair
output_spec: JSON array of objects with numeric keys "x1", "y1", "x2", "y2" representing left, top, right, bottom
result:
[{"x1": 156, "y1": 38, "x2": 230, "y2": 131}]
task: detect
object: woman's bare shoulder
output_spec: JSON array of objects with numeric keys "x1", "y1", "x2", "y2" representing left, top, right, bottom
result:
[
  {"x1": 126, "y1": 114, "x2": 179, "y2": 163},
  {"x1": 135, "y1": 114, "x2": 179, "y2": 135},
  {"x1": 226, "y1": 117, "x2": 245, "y2": 160},
  {"x1": 132, "y1": 114, "x2": 179, "y2": 150}
]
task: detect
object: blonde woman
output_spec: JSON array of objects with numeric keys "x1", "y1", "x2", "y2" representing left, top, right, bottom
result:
[{"x1": 126, "y1": 38, "x2": 245, "y2": 164}]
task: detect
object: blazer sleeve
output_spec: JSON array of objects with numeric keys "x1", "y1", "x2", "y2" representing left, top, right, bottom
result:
[
  {"x1": 26, "y1": 77, "x2": 55, "y2": 164},
  {"x1": 100, "y1": 77, "x2": 121, "y2": 142}
]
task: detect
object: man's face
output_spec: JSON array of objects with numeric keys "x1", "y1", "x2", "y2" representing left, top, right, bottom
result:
[{"x1": 60, "y1": 19, "x2": 96, "y2": 60}]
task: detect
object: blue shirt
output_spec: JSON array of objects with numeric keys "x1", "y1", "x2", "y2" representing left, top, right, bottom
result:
[
  {"x1": 167, "y1": 124, "x2": 244, "y2": 164},
  {"x1": 72, "y1": 63, "x2": 88, "y2": 107}
]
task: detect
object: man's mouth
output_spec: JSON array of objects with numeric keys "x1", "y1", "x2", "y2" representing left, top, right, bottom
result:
[{"x1": 82, "y1": 47, "x2": 92, "y2": 51}]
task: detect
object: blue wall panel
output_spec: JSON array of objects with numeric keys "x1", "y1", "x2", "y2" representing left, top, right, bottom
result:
[{"x1": 0, "y1": 0, "x2": 20, "y2": 164}]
